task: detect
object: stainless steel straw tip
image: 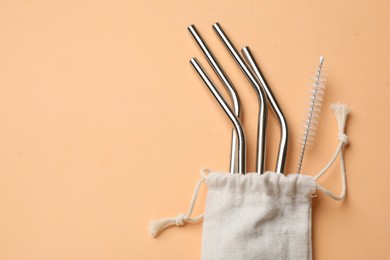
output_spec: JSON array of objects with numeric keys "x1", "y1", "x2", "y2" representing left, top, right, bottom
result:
[
  {"x1": 188, "y1": 24, "x2": 196, "y2": 31},
  {"x1": 189, "y1": 58, "x2": 197, "y2": 67}
]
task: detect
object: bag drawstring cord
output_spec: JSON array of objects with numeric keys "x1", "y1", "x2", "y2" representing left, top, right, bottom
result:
[{"x1": 149, "y1": 169, "x2": 210, "y2": 238}]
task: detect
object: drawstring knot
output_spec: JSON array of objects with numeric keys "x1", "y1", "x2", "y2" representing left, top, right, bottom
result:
[
  {"x1": 331, "y1": 103, "x2": 351, "y2": 144},
  {"x1": 314, "y1": 103, "x2": 351, "y2": 201},
  {"x1": 338, "y1": 133, "x2": 349, "y2": 145},
  {"x1": 149, "y1": 169, "x2": 210, "y2": 238},
  {"x1": 175, "y1": 214, "x2": 186, "y2": 225}
]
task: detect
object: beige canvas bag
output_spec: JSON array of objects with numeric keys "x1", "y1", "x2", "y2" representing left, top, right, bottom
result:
[{"x1": 150, "y1": 104, "x2": 350, "y2": 260}]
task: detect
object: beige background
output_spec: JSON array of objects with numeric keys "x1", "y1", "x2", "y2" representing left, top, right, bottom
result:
[{"x1": 0, "y1": 0, "x2": 389, "y2": 259}]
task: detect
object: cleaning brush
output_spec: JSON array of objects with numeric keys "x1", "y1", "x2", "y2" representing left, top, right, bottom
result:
[{"x1": 297, "y1": 56, "x2": 326, "y2": 174}]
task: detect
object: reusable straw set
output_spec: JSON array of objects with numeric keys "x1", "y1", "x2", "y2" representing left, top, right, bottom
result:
[{"x1": 150, "y1": 23, "x2": 351, "y2": 260}]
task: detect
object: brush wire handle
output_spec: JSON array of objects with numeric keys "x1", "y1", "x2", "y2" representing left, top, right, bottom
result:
[{"x1": 297, "y1": 57, "x2": 326, "y2": 174}]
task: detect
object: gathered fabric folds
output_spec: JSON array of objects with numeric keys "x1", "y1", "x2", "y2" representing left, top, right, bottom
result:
[{"x1": 202, "y1": 172, "x2": 316, "y2": 260}]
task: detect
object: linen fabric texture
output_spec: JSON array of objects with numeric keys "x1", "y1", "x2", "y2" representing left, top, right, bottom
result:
[
  {"x1": 149, "y1": 104, "x2": 350, "y2": 260},
  {"x1": 202, "y1": 172, "x2": 316, "y2": 260}
]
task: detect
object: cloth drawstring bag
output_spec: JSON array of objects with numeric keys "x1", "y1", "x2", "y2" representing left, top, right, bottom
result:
[{"x1": 150, "y1": 103, "x2": 350, "y2": 260}]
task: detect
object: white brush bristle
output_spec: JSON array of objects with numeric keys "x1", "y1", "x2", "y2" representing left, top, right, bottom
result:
[
  {"x1": 300, "y1": 62, "x2": 326, "y2": 147},
  {"x1": 297, "y1": 56, "x2": 326, "y2": 173}
]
